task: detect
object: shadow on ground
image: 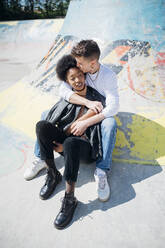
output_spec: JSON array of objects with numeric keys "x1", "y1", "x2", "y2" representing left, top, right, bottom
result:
[
  {"x1": 35, "y1": 156, "x2": 162, "y2": 228},
  {"x1": 72, "y1": 162, "x2": 162, "y2": 225}
]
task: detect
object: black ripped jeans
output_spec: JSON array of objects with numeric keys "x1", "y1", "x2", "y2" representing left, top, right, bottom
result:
[{"x1": 36, "y1": 120, "x2": 92, "y2": 182}]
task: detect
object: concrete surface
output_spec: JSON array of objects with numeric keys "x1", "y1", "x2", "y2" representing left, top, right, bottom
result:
[
  {"x1": 0, "y1": 0, "x2": 165, "y2": 165},
  {"x1": 0, "y1": 19, "x2": 64, "y2": 91},
  {"x1": 0, "y1": 152, "x2": 165, "y2": 248}
]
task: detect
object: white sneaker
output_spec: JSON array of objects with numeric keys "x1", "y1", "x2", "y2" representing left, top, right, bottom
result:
[
  {"x1": 24, "y1": 157, "x2": 47, "y2": 180},
  {"x1": 94, "y1": 168, "x2": 110, "y2": 202}
]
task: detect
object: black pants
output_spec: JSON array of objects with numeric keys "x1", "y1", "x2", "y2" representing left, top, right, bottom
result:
[{"x1": 36, "y1": 120, "x2": 92, "y2": 182}]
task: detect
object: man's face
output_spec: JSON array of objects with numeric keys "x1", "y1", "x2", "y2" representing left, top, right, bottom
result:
[
  {"x1": 75, "y1": 56, "x2": 94, "y2": 73},
  {"x1": 66, "y1": 67, "x2": 85, "y2": 91}
]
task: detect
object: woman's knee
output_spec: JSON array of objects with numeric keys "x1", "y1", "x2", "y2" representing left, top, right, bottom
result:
[
  {"x1": 36, "y1": 120, "x2": 50, "y2": 136},
  {"x1": 63, "y1": 137, "x2": 79, "y2": 151}
]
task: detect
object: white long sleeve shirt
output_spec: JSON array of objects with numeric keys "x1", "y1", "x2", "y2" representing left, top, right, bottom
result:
[{"x1": 59, "y1": 64, "x2": 119, "y2": 118}]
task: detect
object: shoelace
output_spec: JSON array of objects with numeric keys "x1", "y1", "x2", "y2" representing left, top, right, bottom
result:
[
  {"x1": 98, "y1": 175, "x2": 106, "y2": 190},
  {"x1": 32, "y1": 159, "x2": 40, "y2": 170}
]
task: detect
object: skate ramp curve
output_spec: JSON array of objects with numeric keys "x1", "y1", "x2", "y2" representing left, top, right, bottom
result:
[{"x1": 0, "y1": 0, "x2": 165, "y2": 177}]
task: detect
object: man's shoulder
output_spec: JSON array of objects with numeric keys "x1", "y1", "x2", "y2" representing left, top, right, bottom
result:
[
  {"x1": 100, "y1": 64, "x2": 116, "y2": 76},
  {"x1": 100, "y1": 64, "x2": 117, "y2": 84}
]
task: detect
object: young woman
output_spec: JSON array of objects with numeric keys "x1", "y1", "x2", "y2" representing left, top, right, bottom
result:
[{"x1": 35, "y1": 55, "x2": 105, "y2": 229}]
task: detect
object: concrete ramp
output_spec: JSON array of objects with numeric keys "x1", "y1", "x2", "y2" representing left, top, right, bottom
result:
[
  {"x1": 0, "y1": 0, "x2": 165, "y2": 177},
  {"x1": 0, "y1": 19, "x2": 63, "y2": 42}
]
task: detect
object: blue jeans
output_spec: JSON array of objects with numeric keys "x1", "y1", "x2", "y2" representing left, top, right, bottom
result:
[
  {"x1": 35, "y1": 112, "x2": 117, "y2": 171},
  {"x1": 34, "y1": 110, "x2": 49, "y2": 158},
  {"x1": 96, "y1": 117, "x2": 117, "y2": 171}
]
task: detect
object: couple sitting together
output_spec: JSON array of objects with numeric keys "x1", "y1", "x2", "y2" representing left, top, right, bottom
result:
[{"x1": 24, "y1": 40, "x2": 119, "y2": 229}]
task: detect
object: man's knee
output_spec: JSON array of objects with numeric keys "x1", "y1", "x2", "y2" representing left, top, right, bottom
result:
[{"x1": 101, "y1": 117, "x2": 117, "y2": 134}]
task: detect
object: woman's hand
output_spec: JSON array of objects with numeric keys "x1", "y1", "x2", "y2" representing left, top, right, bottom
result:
[{"x1": 71, "y1": 120, "x2": 88, "y2": 136}]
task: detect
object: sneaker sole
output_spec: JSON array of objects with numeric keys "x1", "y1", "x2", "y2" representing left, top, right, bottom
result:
[
  {"x1": 98, "y1": 195, "x2": 110, "y2": 202},
  {"x1": 54, "y1": 201, "x2": 78, "y2": 230}
]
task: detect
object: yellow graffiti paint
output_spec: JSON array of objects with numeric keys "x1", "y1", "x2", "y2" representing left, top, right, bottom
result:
[
  {"x1": 115, "y1": 116, "x2": 122, "y2": 127},
  {"x1": 113, "y1": 111, "x2": 165, "y2": 166},
  {"x1": 0, "y1": 81, "x2": 59, "y2": 139},
  {"x1": 102, "y1": 50, "x2": 119, "y2": 64},
  {"x1": 127, "y1": 115, "x2": 165, "y2": 164},
  {"x1": 113, "y1": 129, "x2": 131, "y2": 156}
]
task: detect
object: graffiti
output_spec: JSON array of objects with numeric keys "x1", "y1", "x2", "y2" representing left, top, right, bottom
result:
[
  {"x1": 102, "y1": 40, "x2": 165, "y2": 103},
  {"x1": 31, "y1": 36, "x2": 165, "y2": 103},
  {"x1": 30, "y1": 35, "x2": 77, "y2": 92},
  {"x1": 114, "y1": 112, "x2": 165, "y2": 165}
]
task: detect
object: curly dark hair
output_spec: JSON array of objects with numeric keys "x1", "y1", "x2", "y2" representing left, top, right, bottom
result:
[
  {"x1": 56, "y1": 55, "x2": 77, "y2": 81},
  {"x1": 71, "y1": 40, "x2": 100, "y2": 60}
]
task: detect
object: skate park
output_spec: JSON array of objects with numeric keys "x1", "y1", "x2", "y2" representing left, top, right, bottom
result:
[{"x1": 0, "y1": 0, "x2": 165, "y2": 247}]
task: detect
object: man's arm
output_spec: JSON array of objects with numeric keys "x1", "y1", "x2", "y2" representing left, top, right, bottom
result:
[
  {"x1": 59, "y1": 81, "x2": 103, "y2": 113},
  {"x1": 101, "y1": 89, "x2": 119, "y2": 117},
  {"x1": 70, "y1": 93, "x2": 103, "y2": 113},
  {"x1": 101, "y1": 71, "x2": 119, "y2": 117}
]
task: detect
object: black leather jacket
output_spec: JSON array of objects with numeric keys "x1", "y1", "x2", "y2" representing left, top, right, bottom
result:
[{"x1": 46, "y1": 86, "x2": 106, "y2": 161}]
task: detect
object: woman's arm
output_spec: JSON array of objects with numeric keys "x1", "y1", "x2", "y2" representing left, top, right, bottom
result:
[
  {"x1": 75, "y1": 108, "x2": 96, "y2": 122},
  {"x1": 65, "y1": 109, "x2": 96, "y2": 135},
  {"x1": 71, "y1": 112, "x2": 105, "y2": 136}
]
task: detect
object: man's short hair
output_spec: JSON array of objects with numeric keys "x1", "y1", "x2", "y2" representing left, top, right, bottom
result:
[
  {"x1": 71, "y1": 40, "x2": 100, "y2": 60},
  {"x1": 56, "y1": 55, "x2": 77, "y2": 81}
]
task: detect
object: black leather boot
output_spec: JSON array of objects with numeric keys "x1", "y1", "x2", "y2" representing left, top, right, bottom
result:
[
  {"x1": 54, "y1": 192, "x2": 78, "y2": 229},
  {"x1": 39, "y1": 168, "x2": 62, "y2": 200}
]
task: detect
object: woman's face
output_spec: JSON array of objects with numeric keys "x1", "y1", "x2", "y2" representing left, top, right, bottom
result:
[{"x1": 66, "y1": 67, "x2": 85, "y2": 91}]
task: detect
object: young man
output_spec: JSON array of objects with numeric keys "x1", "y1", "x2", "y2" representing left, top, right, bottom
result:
[
  {"x1": 58, "y1": 40, "x2": 119, "y2": 202},
  {"x1": 35, "y1": 55, "x2": 105, "y2": 229},
  {"x1": 24, "y1": 40, "x2": 119, "y2": 202}
]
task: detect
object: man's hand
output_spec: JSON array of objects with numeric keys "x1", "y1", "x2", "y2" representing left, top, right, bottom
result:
[
  {"x1": 71, "y1": 120, "x2": 88, "y2": 136},
  {"x1": 85, "y1": 100, "x2": 103, "y2": 113},
  {"x1": 69, "y1": 92, "x2": 103, "y2": 113}
]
